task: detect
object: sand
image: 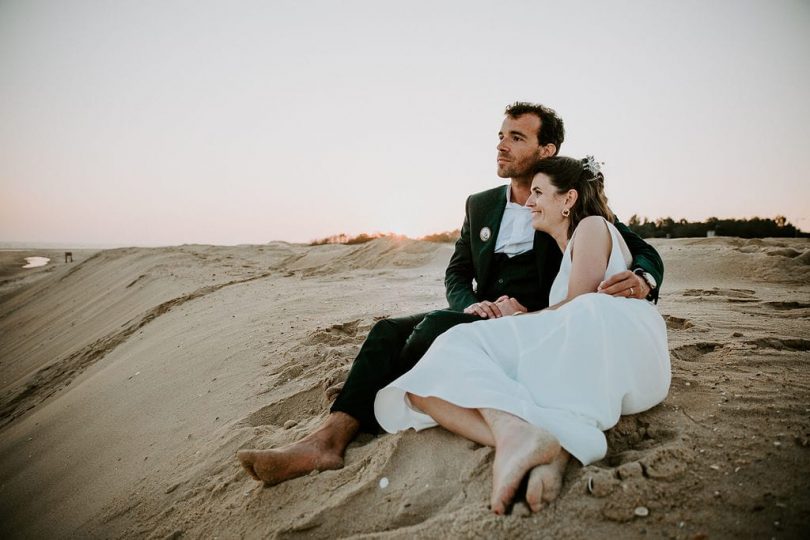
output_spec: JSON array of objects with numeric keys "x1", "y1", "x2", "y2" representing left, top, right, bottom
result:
[{"x1": 0, "y1": 237, "x2": 808, "y2": 539}]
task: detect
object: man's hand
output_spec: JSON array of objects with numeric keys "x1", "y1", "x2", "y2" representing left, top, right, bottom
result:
[
  {"x1": 597, "y1": 270, "x2": 650, "y2": 299},
  {"x1": 464, "y1": 296, "x2": 528, "y2": 318},
  {"x1": 494, "y1": 296, "x2": 527, "y2": 316},
  {"x1": 463, "y1": 299, "x2": 504, "y2": 318}
]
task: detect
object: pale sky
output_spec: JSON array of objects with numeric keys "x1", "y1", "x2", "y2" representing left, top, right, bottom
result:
[{"x1": 1, "y1": 0, "x2": 808, "y2": 245}]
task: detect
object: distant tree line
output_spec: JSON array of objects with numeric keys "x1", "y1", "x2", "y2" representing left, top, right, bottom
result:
[
  {"x1": 420, "y1": 230, "x2": 461, "y2": 243},
  {"x1": 309, "y1": 230, "x2": 461, "y2": 246},
  {"x1": 309, "y1": 216, "x2": 804, "y2": 245},
  {"x1": 309, "y1": 232, "x2": 403, "y2": 245},
  {"x1": 626, "y1": 215, "x2": 806, "y2": 238}
]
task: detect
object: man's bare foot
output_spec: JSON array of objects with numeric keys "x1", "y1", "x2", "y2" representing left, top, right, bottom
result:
[
  {"x1": 237, "y1": 412, "x2": 359, "y2": 486},
  {"x1": 481, "y1": 409, "x2": 561, "y2": 515},
  {"x1": 525, "y1": 449, "x2": 570, "y2": 512},
  {"x1": 238, "y1": 439, "x2": 344, "y2": 485}
]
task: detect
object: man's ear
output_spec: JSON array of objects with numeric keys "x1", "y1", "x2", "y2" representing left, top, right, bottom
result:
[{"x1": 539, "y1": 143, "x2": 557, "y2": 158}]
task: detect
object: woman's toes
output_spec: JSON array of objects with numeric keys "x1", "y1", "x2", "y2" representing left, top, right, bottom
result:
[
  {"x1": 526, "y1": 465, "x2": 562, "y2": 511},
  {"x1": 491, "y1": 488, "x2": 510, "y2": 515},
  {"x1": 526, "y1": 467, "x2": 546, "y2": 511}
]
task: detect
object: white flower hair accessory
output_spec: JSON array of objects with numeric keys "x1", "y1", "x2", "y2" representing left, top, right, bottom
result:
[{"x1": 582, "y1": 155, "x2": 604, "y2": 181}]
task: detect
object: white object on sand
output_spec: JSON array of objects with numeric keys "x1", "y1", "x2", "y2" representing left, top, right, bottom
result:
[{"x1": 23, "y1": 257, "x2": 50, "y2": 269}]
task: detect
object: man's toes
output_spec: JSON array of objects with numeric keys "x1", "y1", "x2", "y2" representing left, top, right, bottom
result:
[
  {"x1": 237, "y1": 450, "x2": 261, "y2": 481},
  {"x1": 236, "y1": 449, "x2": 253, "y2": 466}
]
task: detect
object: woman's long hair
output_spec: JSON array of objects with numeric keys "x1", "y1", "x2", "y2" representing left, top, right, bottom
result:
[{"x1": 530, "y1": 156, "x2": 614, "y2": 238}]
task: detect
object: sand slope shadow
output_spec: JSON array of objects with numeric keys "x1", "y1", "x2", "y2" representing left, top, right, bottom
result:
[{"x1": 0, "y1": 272, "x2": 272, "y2": 429}]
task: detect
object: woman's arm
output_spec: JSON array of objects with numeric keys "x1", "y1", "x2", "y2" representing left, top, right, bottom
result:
[
  {"x1": 565, "y1": 216, "x2": 612, "y2": 299},
  {"x1": 544, "y1": 216, "x2": 611, "y2": 312}
]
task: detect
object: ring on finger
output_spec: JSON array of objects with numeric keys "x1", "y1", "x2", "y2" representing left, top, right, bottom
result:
[{"x1": 629, "y1": 287, "x2": 635, "y2": 296}]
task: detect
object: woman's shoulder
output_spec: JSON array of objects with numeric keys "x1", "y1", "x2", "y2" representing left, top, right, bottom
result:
[
  {"x1": 574, "y1": 215, "x2": 611, "y2": 236},
  {"x1": 569, "y1": 215, "x2": 611, "y2": 252}
]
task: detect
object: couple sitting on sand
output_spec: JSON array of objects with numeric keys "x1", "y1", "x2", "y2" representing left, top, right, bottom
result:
[{"x1": 239, "y1": 102, "x2": 670, "y2": 514}]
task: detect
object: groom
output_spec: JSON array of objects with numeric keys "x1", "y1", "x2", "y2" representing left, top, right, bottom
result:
[{"x1": 238, "y1": 102, "x2": 664, "y2": 485}]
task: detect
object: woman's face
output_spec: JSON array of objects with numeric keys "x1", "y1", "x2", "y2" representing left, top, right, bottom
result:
[{"x1": 527, "y1": 172, "x2": 570, "y2": 233}]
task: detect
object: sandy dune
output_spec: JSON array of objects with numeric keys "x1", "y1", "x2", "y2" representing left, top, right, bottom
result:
[{"x1": 0, "y1": 237, "x2": 808, "y2": 538}]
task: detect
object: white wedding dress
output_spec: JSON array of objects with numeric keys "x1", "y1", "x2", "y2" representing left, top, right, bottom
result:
[{"x1": 374, "y1": 218, "x2": 671, "y2": 465}]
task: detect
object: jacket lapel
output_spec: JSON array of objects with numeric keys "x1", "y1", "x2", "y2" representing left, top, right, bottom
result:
[{"x1": 476, "y1": 187, "x2": 507, "y2": 288}]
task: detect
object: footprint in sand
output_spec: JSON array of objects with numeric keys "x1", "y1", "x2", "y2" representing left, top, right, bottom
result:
[
  {"x1": 744, "y1": 337, "x2": 810, "y2": 352},
  {"x1": 670, "y1": 342, "x2": 723, "y2": 362},
  {"x1": 663, "y1": 315, "x2": 694, "y2": 330},
  {"x1": 762, "y1": 301, "x2": 810, "y2": 311},
  {"x1": 764, "y1": 247, "x2": 802, "y2": 258},
  {"x1": 682, "y1": 288, "x2": 759, "y2": 303}
]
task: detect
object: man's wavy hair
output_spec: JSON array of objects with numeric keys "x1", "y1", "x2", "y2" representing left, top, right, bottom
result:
[
  {"x1": 504, "y1": 102, "x2": 565, "y2": 156},
  {"x1": 531, "y1": 156, "x2": 614, "y2": 238}
]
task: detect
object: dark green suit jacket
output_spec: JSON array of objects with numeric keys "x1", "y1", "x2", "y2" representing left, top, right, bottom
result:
[{"x1": 445, "y1": 185, "x2": 664, "y2": 312}]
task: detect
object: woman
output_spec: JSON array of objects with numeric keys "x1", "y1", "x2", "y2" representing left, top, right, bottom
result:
[{"x1": 374, "y1": 156, "x2": 670, "y2": 515}]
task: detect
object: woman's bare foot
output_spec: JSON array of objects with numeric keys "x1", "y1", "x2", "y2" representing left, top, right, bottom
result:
[
  {"x1": 525, "y1": 449, "x2": 570, "y2": 512},
  {"x1": 237, "y1": 412, "x2": 358, "y2": 486},
  {"x1": 481, "y1": 409, "x2": 561, "y2": 515}
]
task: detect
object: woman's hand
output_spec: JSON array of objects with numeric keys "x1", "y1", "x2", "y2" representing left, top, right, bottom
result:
[{"x1": 597, "y1": 270, "x2": 650, "y2": 299}]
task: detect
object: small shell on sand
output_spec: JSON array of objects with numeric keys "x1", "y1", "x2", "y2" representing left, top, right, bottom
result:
[
  {"x1": 585, "y1": 468, "x2": 619, "y2": 497},
  {"x1": 634, "y1": 506, "x2": 650, "y2": 517},
  {"x1": 379, "y1": 477, "x2": 389, "y2": 489}
]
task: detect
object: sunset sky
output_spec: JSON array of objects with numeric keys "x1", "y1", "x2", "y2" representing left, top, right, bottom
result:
[{"x1": 1, "y1": 0, "x2": 808, "y2": 246}]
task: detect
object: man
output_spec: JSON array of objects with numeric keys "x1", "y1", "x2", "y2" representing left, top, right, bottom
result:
[{"x1": 238, "y1": 102, "x2": 663, "y2": 485}]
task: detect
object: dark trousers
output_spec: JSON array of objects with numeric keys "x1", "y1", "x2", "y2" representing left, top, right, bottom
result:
[{"x1": 330, "y1": 309, "x2": 480, "y2": 432}]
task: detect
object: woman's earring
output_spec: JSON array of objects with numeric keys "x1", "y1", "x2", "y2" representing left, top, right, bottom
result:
[{"x1": 562, "y1": 208, "x2": 570, "y2": 217}]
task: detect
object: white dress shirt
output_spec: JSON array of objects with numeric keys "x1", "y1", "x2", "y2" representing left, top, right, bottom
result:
[{"x1": 494, "y1": 185, "x2": 534, "y2": 257}]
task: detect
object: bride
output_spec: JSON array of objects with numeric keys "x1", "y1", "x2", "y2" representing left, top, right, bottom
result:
[{"x1": 374, "y1": 156, "x2": 671, "y2": 514}]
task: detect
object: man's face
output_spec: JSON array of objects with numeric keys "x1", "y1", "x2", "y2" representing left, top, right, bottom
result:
[{"x1": 496, "y1": 113, "x2": 544, "y2": 179}]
